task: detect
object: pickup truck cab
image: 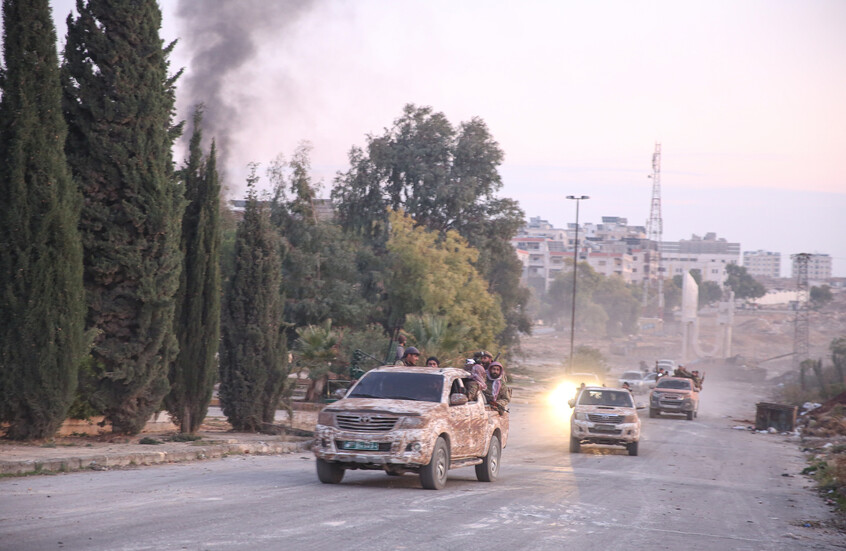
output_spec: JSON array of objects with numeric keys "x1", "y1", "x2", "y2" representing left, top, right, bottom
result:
[
  {"x1": 313, "y1": 365, "x2": 508, "y2": 490},
  {"x1": 649, "y1": 376, "x2": 699, "y2": 420},
  {"x1": 568, "y1": 387, "x2": 641, "y2": 456}
]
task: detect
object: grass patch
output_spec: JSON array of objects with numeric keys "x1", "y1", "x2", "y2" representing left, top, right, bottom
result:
[
  {"x1": 169, "y1": 433, "x2": 203, "y2": 442},
  {"x1": 138, "y1": 437, "x2": 163, "y2": 445}
]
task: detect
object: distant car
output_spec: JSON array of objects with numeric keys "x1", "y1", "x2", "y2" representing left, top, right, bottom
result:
[
  {"x1": 618, "y1": 371, "x2": 646, "y2": 393},
  {"x1": 642, "y1": 372, "x2": 659, "y2": 389},
  {"x1": 656, "y1": 359, "x2": 676, "y2": 374},
  {"x1": 568, "y1": 387, "x2": 641, "y2": 456},
  {"x1": 565, "y1": 372, "x2": 603, "y2": 387},
  {"x1": 649, "y1": 376, "x2": 699, "y2": 420}
]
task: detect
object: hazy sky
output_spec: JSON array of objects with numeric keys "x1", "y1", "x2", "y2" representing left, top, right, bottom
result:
[{"x1": 46, "y1": 1, "x2": 846, "y2": 276}]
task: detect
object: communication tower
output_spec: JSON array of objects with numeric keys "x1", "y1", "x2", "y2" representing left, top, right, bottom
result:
[
  {"x1": 642, "y1": 143, "x2": 664, "y2": 316},
  {"x1": 792, "y1": 253, "x2": 811, "y2": 370}
]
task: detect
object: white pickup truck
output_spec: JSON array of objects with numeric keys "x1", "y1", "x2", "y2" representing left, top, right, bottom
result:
[{"x1": 313, "y1": 365, "x2": 509, "y2": 490}]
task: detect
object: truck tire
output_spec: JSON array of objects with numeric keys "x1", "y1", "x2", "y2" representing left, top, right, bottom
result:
[
  {"x1": 420, "y1": 437, "x2": 449, "y2": 490},
  {"x1": 627, "y1": 441, "x2": 639, "y2": 456},
  {"x1": 475, "y1": 434, "x2": 501, "y2": 482},
  {"x1": 649, "y1": 408, "x2": 658, "y2": 418},
  {"x1": 686, "y1": 410, "x2": 694, "y2": 420},
  {"x1": 569, "y1": 436, "x2": 581, "y2": 453},
  {"x1": 316, "y1": 458, "x2": 345, "y2": 484}
]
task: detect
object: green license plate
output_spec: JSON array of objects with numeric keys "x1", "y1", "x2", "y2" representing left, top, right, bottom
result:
[{"x1": 341, "y1": 441, "x2": 380, "y2": 451}]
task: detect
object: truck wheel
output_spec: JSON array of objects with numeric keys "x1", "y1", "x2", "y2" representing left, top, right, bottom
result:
[
  {"x1": 316, "y1": 458, "x2": 345, "y2": 484},
  {"x1": 569, "y1": 436, "x2": 581, "y2": 453},
  {"x1": 649, "y1": 408, "x2": 658, "y2": 418},
  {"x1": 420, "y1": 437, "x2": 449, "y2": 490},
  {"x1": 475, "y1": 435, "x2": 501, "y2": 482},
  {"x1": 686, "y1": 410, "x2": 694, "y2": 420},
  {"x1": 627, "y1": 441, "x2": 639, "y2": 456}
]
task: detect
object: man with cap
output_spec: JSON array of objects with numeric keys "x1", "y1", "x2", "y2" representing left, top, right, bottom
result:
[
  {"x1": 396, "y1": 346, "x2": 420, "y2": 367},
  {"x1": 477, "y1": 350, "x2": 493, "y2": 372}
]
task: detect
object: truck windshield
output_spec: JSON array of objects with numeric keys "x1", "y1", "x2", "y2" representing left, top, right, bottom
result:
[
  {"x1": 656, "y1": 379, "x2": 691, "y2": 390},
  {"x1": 347, "y1": 372, "x2": 444, "y2": 403},
  {"x1": 578, "y1": 389, "x2": 634, "y2": 407}
]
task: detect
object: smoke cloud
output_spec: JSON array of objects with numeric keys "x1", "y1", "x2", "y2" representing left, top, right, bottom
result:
[{"x1": 175, "y1": 0, "x2": 320, "y2": 193}]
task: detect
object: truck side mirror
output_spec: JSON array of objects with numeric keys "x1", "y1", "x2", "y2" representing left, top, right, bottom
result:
[
  {"x1": 568, "y1": 398, "x2": 575, "y2": 408},
  {"x1": 449, "y1": 393, "x2": 468, "y2": 406}
]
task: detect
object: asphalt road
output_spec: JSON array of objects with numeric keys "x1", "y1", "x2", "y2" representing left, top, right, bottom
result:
[{"x1": 1, "y1": 376, "x2": 843, "y2": 551}]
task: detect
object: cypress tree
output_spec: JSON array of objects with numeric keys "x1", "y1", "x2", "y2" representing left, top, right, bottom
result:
[
  {"x1": 0, "y1": 0, "x2": 87, "y2": 439},
  {"x1": 62, "y1": 0, "x2": 184, "y2": 435},
  {"x1": 220, "y1": 172, "x2": 288, "y2": 432},
  {"x1": 164, "y1": 107, "x2": 221, "y2": 434}
]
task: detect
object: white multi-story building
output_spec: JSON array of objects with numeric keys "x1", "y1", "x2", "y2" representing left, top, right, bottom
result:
[
  {"x1": 660, "y1": 233, "x2": 740, "y2": 285},
  {"x1": 743, "y1": 250, "x2": 781, "y2": 278},
  {"x1": 513, "y1": 222, "x2": 742, "y2": 292},
  {"x1": 791, "y1": 254, "x2": 832, "y2": 281}
]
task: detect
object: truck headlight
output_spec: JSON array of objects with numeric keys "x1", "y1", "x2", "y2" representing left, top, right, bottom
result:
[
  {"x1": 623, "y1": 414, "x2": 638, "y2": 423},
  {"x1": 317, "y1": 411, "x2": 335, "y2": 426},
  {"x1": 574, "y1": 412, "x2": 588, "y2": 421},
  {"x1": 398, "y1": 415, "x2": 428, "y2": 429}
]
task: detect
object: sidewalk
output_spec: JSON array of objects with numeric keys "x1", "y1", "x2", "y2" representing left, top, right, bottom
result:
[{"x1": 0, "y1": 408, "x2": 318, "y2": 476}]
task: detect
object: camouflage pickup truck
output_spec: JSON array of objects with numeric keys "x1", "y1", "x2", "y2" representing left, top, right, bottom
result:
[{"x1": 313, "y1": 365, "x2": 509, "y2": 490}]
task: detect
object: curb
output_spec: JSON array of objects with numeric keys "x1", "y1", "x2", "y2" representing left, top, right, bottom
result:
[{"x1": 0, "y1": 440, "x2": 313, "y2": 476}]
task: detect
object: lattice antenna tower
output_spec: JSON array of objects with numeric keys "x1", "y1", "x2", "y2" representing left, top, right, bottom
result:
[
  {"x1": 642, "y1": 143, "x2": 664, "y2": 315},
  {"x1": 792, "y1": 253, "x2": 811, "y2": 370}
]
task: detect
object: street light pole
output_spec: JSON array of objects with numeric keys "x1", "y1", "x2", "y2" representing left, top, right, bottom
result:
[{"x1": 566, "y1": 195, "x2": 589, "y2": 373}]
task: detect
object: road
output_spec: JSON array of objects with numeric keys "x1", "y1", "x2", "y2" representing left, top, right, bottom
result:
[{"x1": 1, "y1": 375, "x2": 842, "y2": 551}]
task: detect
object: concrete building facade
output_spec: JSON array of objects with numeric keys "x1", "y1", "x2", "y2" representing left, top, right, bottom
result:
[{"x1": 743, "y1": 250, "x2": 781, "y2": 278}]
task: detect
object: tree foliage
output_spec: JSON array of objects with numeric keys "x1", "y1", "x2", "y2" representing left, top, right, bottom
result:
[
  {"x1": 724, "y1": 264, "x2": 765, "y2": 300},
  {"x1": 269, "y1": 146, "x2": 372, "y2": 332},
  {"x1": 164, "y1": 107, "x2": 221, "y2": 434},
  {"x1": 62, "y1": 0, "x2": 183, "y2": 435},
  {"x1": 810, "y1": 285, "x2": 833, "y2": 309},
  {"x1": 385, "y1": 210, "x2": 504, "y2": 351},
  {"x1": 403, "y1": 313, "x2": 470, "y2": 367},
  {"x1": 698, "y1": 281, "x2": 723, "y2": 308},
  {"x1": 0, "y1": 0, "x2": 87, "y2": 439},
  {"x1": 219, "y1": 174, "x2": 288, "y2": 432},
  {"x1": 332, "y1": 104, "x2": 530, "y2": 346},
  {"x1": 293, "y1": 320, "x2": 339, "y2": 380}
]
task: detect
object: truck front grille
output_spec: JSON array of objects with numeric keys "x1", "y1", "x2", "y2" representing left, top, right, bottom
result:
[
  {"x1": 336, "y1": 414, "x2": 398, "y2": 432},
  {"x1": 588, "y1": 414, "x2": 624, "y2": 424}
]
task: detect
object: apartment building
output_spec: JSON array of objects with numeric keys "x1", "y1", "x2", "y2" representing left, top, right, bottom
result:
[
  {"x1": 791, "y1": 254, "x2": 832, "y2": 281},
  {"x1": 743, "y1": 250, "x2": 781, "y2": 278},
  {"x1": 513, "y1": 220, "x2": 742, "y2": 292}
]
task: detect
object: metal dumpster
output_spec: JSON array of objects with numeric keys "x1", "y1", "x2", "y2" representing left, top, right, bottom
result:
[{"x1": 755, "y1": 402, "x2": 798, "y2": 432}]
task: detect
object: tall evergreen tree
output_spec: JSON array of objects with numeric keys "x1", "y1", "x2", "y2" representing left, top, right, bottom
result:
[
  {"x1": 0, "y1": 0, "x2": 87, "y2": 439},
  {"x1": 220, "y1": 171, "x2": 288, "y2": 432},
  {"x1": 62, "y1": 0, "x2": 184, "y2": 435},
  {"x1": 164, "y1": 107, "x2": 221, "y2": 434}
]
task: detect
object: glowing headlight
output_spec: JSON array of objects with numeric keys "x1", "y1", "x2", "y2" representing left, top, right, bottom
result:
[
  {"x1": 317, "y1": 411, "x2": 335, "y2": 426},
  {"x1": 398, "y1": 416, "x2": 427, "y2": 429}
]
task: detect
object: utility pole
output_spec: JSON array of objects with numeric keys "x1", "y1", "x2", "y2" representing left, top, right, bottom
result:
[
  {"x1": 566, "y1": 195, "x2": 589, "y2": 373},
  {"x1": 792, "y1": 253, "x2": 811, "y2": 371},
  {"x1": 643, "y1": 143, "x2": 664, "y2": 317}
]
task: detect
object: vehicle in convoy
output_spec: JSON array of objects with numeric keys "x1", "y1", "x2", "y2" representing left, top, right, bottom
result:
[
  {"x1": 618, "y1": 370, "x2": 646, "y2": 393},
  {"x1": 649, "y1": 376, "x2": 699, "y2": 420},
  {"x1": 568, "y1": 387, "x2": 641, "y2": 456},
  {"x1": 566, "y1": 372, "x2": 604, "y2": 387},
  {"x1": 643, "y1": 372, "x2": 659, "y2": 389},
  {"x1": 656, "y1": 359, "x2": 676, "y2": 373},
  {"x1": 312, "y1": 366, "x2": 509, "y2": 490}
]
